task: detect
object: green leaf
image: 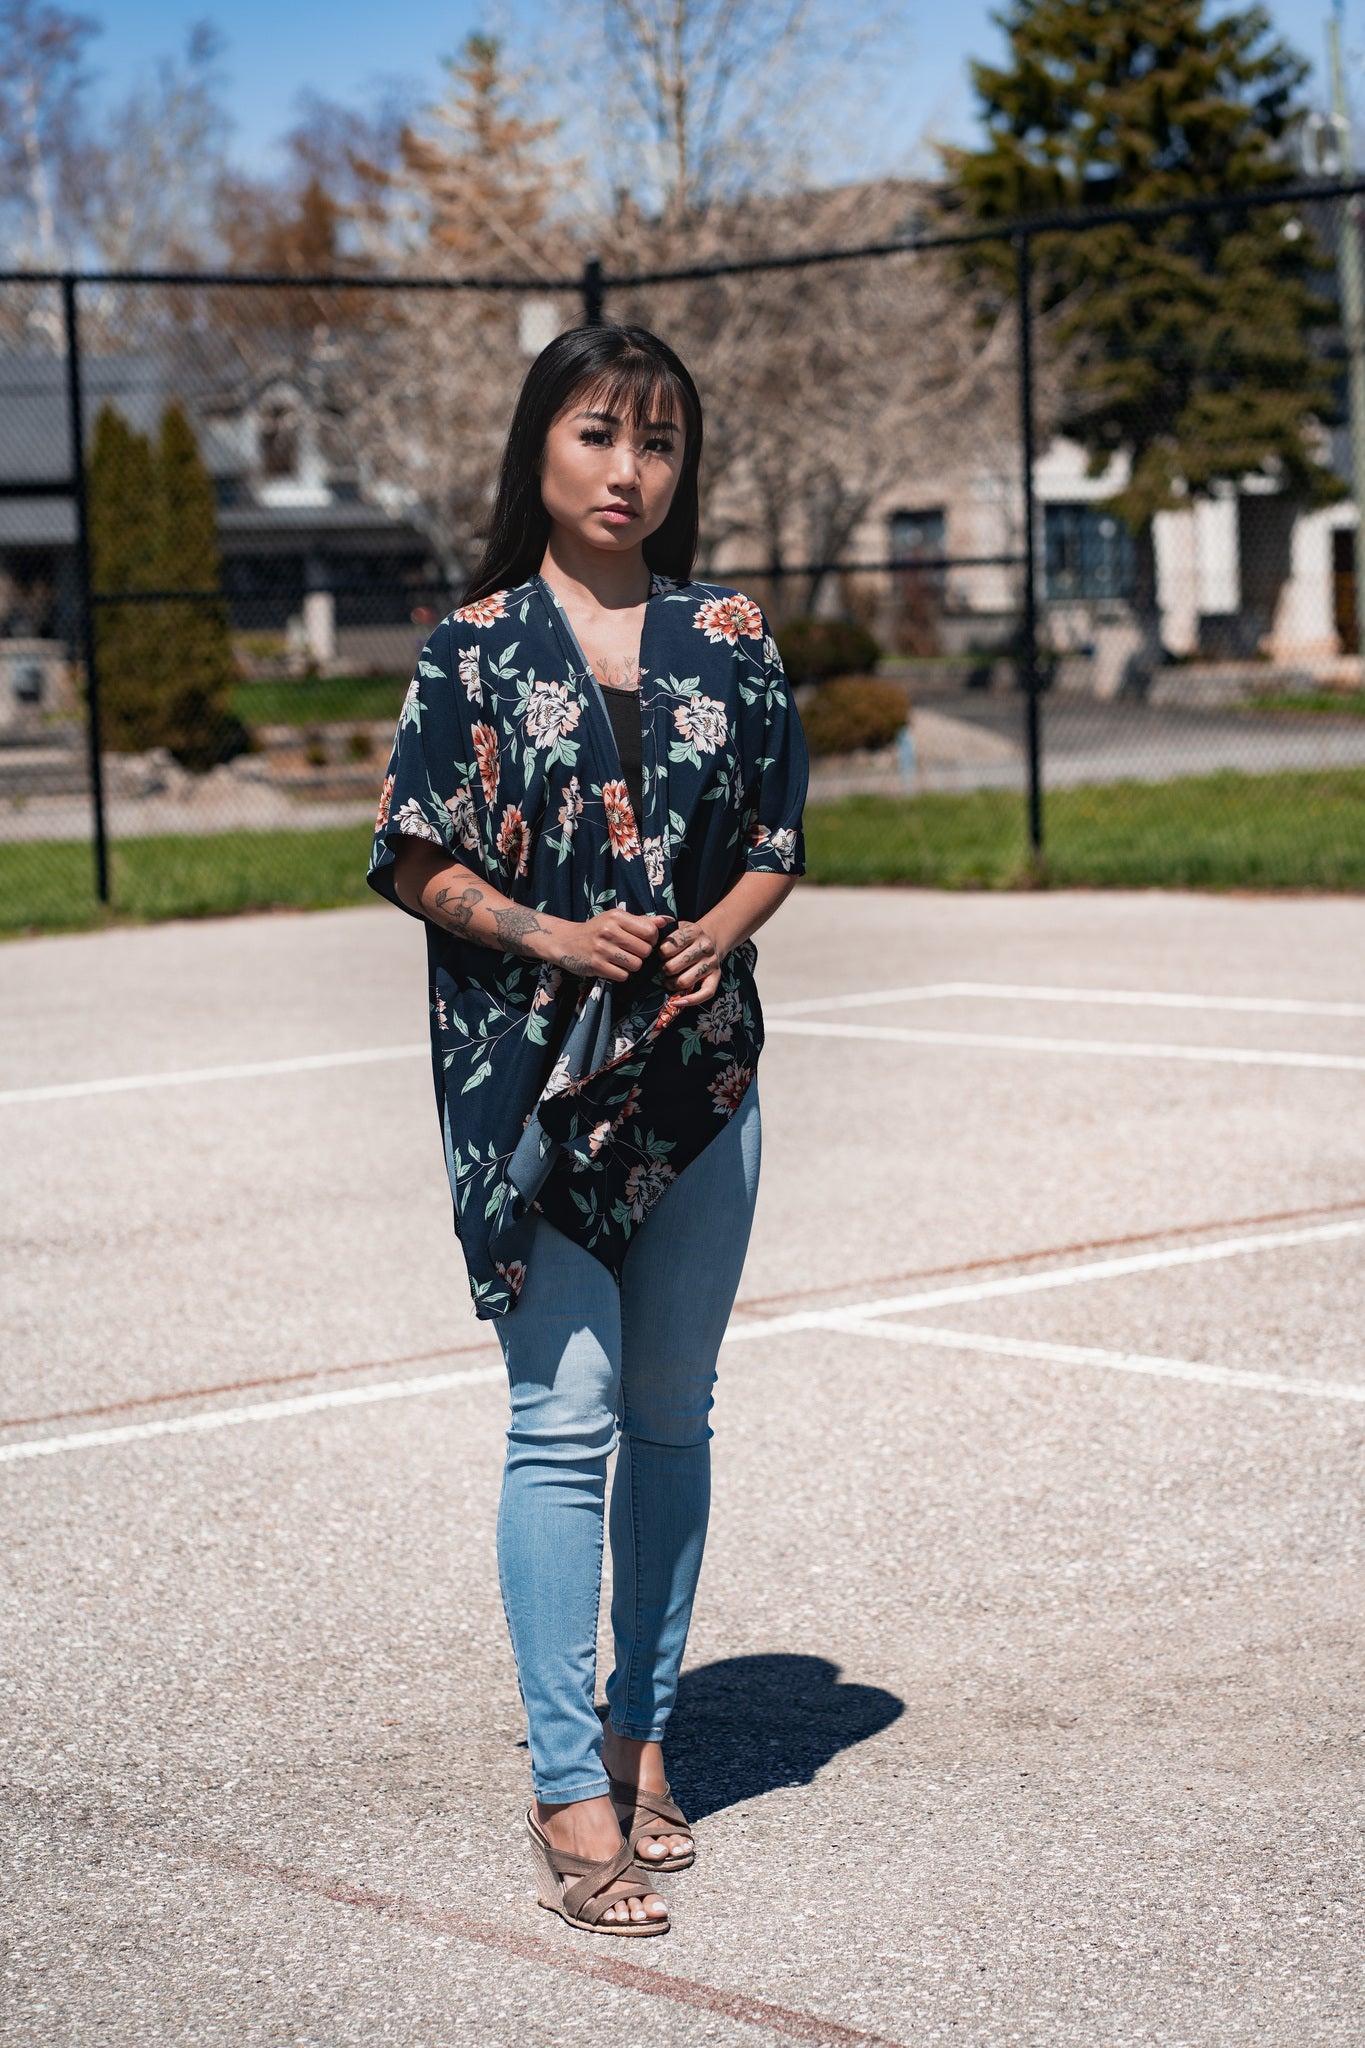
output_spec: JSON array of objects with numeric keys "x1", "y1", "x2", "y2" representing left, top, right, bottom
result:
[{"x1": 461, "y1": 1058, "x2": 493, "y2": 1093}]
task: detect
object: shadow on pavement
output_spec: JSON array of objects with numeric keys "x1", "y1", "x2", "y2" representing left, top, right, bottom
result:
[{"x1": 666, "y1": 1654, "x2": 904, "y2": 1821}]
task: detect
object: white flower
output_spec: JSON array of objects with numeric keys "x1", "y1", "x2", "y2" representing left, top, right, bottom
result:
[
  {"x1": 544, "y1": 1052, "x2": 574, "y2": 1098},
  {"x1": 525, "y1": 678, "x2": 582, "y2": 748},
  {"x1": 444, "y1": 784, "x2": 479, "y2": 851},
  {"x1": 763, "y1": 633, "x2": 783, "y2": 669},
  {"x1": 673, "y1": 695, "x2": 729, "y2": 753},
  {"x1": 399, "y1": 677, "x2": 421, "y2": 728},
  {"x1": 698, "y1": 988, "x2": 742, "y2": 1044},
  {"x1": 557, "y1": 775, "x2": 584, "y2": 838},
  {"x1": 769, "y1": 826, "x2": 798, "y2": 870},
  {"x1": 641, "y1": 835, "x2": 665, "y2": 888},
  {"x1": 457, "y1": 646, "x2": 482, "y2": 700},
  {"x1": 623, "y1": 1157, "x2": 676, "y2": 1221},
  {"x1": 395, "y1": 796, "x2": 443, "y2": 843}
]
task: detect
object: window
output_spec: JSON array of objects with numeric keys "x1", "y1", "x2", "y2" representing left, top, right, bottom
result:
[
  {"x1": 1044, "y1": 503, "x2": 1134, "y2": 600},
  {"x1": 889, "y1": 507, "x2": 946, "y2": 564},
  {"x1": 259, "y1": 401, "x2": 299, "y2": 478}
]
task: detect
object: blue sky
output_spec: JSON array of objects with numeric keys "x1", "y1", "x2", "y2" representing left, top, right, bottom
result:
[{"x1": 95, "y1": 0, "x2": 1364, "y2": 182}]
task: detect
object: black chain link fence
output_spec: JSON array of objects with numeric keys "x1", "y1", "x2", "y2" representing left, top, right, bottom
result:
[{"x1": 3, "y1": 180, "x2": 1365, "y2": 930}]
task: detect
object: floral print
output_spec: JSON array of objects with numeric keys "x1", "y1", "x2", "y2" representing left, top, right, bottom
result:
[
  {"x1": 708, "y1": 1060, "x2": 754, "y2": 1117},
  {"x1": 452, "y1": 591, "x2": 509, "y2": 627},
  {"x1": 367, "y1": 574, "x2": 808, "y2": 1319},
  {"x1": 524, "y1": 678, "x2": 582, "y2": 749},
  {"x1": 673, "y1": 696, "x2": 729, "y2": 753},
  {"x1": 395, "y1": 795, "x2": 443, "y2": 843},
  {"x1": 694, "y1": 592, "x2": 764, "y2": 645},
  {"x1": 457, "y1": 646, "x2": 482, "y2": 700},
  {"x1": 497, "y1": 803, "x2": 530, "y2": 877},
  {"x1": 602, "y1": 777, "x2": 641, "y2": 859},
  {"x1": 472, "y1": 722, "x2": 499, "y2": 806}
]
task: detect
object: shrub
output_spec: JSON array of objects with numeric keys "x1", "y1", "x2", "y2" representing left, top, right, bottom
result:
[
  {"x1": 801, "y1": 676, "x2": 909, "y2": 757},
  {"x1": 775, "y1": 616, "x2": 880, "y2": 684}
]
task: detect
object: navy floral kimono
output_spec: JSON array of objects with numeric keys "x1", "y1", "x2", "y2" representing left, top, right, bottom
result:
[{"x1": 367, "y1": 573, "x2": 808, "y2": 1319}]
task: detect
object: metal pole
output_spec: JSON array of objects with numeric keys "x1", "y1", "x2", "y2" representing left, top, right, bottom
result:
[
  {"x1": 1328, "y1": 12, "x2": 1365, "y2": 676},
  {"x1": 581, "y1": 255, "x2": 605, "y2": 326},
  {"x1": 1015, "y1": 229, "x2": 1043, "y2": 853},
  {"x1": 62, "y1": 274, "x2": 110, "y2": 905}
]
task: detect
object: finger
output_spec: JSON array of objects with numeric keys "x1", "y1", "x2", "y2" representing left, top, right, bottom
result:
[{"x1": 613, "y1": 911, "x2": 666, "y2": 939}]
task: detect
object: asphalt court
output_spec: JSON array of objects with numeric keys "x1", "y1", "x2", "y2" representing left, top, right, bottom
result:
[{"x1": 2, "y1": 887, "x2": 1363, "y2": 2045}]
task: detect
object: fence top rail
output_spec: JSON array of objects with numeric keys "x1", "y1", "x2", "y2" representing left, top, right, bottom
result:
[{"x1": 2, "y1": 174, "x2": 1364, "y2": 297}]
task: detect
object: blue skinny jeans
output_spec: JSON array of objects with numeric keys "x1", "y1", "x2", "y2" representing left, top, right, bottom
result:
[{"x1": 492, "y1": 1081, "x2": 761, "y2": 1804}]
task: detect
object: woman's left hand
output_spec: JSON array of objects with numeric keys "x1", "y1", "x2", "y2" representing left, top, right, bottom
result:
[{"x1": 658, "y1": 919, "x2": 722, "y2": 1007}]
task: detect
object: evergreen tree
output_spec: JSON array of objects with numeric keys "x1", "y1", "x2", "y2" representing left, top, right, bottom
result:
[
  {"x1": 86, "y1": 399, "x2": 240, "y2": 765},
  {"x1": 949, "y1": 0, "x2": 1337, "y2": 642},
  {"x1": 87, "y1": 403, "x2": 164, "y2": 752},
  {"x1": 154, "y1": 400, "x2": 240, "y2": 770}
]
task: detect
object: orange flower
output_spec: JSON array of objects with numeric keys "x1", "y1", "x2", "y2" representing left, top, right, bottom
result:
[
  {"x1": 495, "y1": 1258, "x2": 527, "y2": 1297},
  {"x1": 452, "y1": 591, "x2": 508, "y2": 627},
  {"x1": 497, "y1": 803, "x2": 530, "y2": 877},
  {"x1": 472, "y1": 722, "x2": 499, "y2": 806},
  {"x1": 708, "y1": 1059, "x2": 753, "y2": 1117},
  {"x1": 693, "y1": 592, "x2": 763, "y2": 645},
  {"x1": 374, "y1": 773, "x2": 395, "y2": 831},
  {"x1": 601, "y1": 778, "x2": 640, "y2": 859}
]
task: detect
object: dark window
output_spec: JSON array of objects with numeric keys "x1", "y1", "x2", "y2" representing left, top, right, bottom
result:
[
  {"x1": 1044, "y1": 503, "x2": 1134, "y2": 600},
  {"x1": 889, "y1": 507, "x2": 946, "y2": 564},
  {"x1": 259, "y1": 402, "x2": 299, "y2": 478}
]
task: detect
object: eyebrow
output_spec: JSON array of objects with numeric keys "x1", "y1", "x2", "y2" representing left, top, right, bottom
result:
[{"x1": 574, "y1": 408, "x2": 678, "y2": 432}]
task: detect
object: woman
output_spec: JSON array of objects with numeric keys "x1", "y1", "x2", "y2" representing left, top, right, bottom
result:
[{"x1": 367, "y1": 324, "x2": 807, "y2": 1936}]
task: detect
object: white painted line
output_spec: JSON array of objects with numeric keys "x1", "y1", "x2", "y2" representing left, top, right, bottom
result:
[
  {"x1": 0, "y1": 1044, "x2": 428, "y2": 1107},
  {"x1": 0, "y1": 1363, "x2": 503, "y2": 1464},
  {"x1": 765, "y1": 1017, "x2": 1365, "y2": 1073},
  {"x1": 6, "y1": 1219, "x2": 1362, "y2": 1468},
  {"x1": 767, "y1": 981, "x2": 1365, "y2": 1021},
  {"x1": 819, "y1": 1316, "x2": 1365, "y2": 1404},
  {"x1": 721, "y1": 1218, "x2": 1365, "y2": 1339}
]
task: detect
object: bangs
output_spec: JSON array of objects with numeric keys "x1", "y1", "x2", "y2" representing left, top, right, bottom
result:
[{"x1": 572, "y1": 357, "x2": 690, "y2": 438}]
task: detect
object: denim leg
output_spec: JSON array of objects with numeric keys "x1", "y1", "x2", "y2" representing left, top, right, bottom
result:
[
  {"x1": 606, "y1": 1081, "x2": 762, "y2": 1741},
  {"x1": 494, "y1": 1213, "x2": 623, "y2": 1804}
]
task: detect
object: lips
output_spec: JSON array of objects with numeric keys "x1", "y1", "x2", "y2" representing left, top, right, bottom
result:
[{"x1": 598, "y1": 504, "x2": 636, "y2": 522}]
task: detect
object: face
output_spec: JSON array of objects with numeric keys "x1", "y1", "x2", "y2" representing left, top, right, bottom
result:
[{"x1": 539, "y1": 384, "x2": 685, "y2": 555}]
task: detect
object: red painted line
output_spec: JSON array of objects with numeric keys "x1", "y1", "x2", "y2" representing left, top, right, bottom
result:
[
  {"x1": 7, "y1": 1193, "x2": 1364, "y2": 1436},
  {"x1": 0, "y1": 1337, "x2": 499, "y2": 1434},
  {"x1": 160, "y1": 1834, "x2": 911, "y2": 2048},
  {"x1": 731, "y1": 1194, "x2": 1365, "y2": 1316}
]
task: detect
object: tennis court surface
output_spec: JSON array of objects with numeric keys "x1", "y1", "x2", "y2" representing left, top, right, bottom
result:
[{"x1": 3, "y1": 885, "x2": 1363, "y2": 2046}]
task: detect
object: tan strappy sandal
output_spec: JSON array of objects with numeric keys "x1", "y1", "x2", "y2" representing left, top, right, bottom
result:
[
  {"x1": 607, "y1": 1777, "x2": 696, "y2": 1873},
  {"x1": 524, "y1": 1809, "x2": 671, "y2": 1936}
]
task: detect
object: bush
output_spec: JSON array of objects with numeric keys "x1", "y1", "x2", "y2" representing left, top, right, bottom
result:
[
  {"x1": 775, "y1": 616, "x2": 881, "y2": 684},
  {"x1": 801, "y1": 676, "x2": 909, "y2": 757}
]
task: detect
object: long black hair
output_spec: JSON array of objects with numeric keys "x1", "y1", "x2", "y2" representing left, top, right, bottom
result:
[{"x1": 462, "y1": 324, "x2": 703, "y2": 603}]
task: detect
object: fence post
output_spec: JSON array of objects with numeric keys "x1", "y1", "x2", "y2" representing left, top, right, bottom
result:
[
  {"x1": 62, "y1": 274, "x2": 110, "y2": 905},
  {"x1": 1014, "y1": 228, "x2": 1043, "y2": 855},
  {"x1": 581, "y1": 255, "x2": 605, "y2": 326}
]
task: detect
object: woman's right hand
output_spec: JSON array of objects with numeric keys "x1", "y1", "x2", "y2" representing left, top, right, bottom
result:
[{"x1": 548, "y1": 909, "x2": 670, "y2": 982}]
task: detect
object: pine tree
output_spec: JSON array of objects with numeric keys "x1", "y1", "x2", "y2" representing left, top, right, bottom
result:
[
  {"x1": 87, "y1": 403, "x2": 164, "y2": 752},
  {"x1": 154, "y1": 400, "x2": 239, "y2": 770},
  {"x1": 949, "y1": 0, "x2": 1337, "y2": 638}
]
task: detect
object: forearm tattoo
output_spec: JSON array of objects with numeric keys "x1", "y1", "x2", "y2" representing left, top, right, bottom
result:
[{"x1": 430, "y1": 880, "x2": 548, "y2": 960}]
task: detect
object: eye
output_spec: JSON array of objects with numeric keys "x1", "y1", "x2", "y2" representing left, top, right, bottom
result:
[
  {"x1": 580, "y1": 427, "x2": 612, "y2": 446},
  {"x1": 646, "y1": 437, "x2": 676, "y2": 454}
]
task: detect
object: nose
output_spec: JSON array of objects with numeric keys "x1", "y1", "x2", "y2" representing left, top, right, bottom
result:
[{"x1": 607, "y1": 440, "x2": 640, "y2": 489}]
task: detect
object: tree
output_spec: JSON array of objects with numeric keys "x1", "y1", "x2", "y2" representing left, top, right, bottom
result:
[
  {"x1": 153, "y1": 401, "x2": 239, "y2": 770},
  {"x1": 948, "y1": 0, "x2": 1336, "y2": 665},
  {"x1": 87, "y1": 404, "x2": 163, "y2": 752},
  {"x1": 87, "y1": 400, "x2": 238, "y2": 765}
]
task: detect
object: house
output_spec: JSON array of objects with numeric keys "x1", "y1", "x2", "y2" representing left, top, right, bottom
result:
[{"x1": 0, "y1": 350, "x2": 440, "y2": 716}]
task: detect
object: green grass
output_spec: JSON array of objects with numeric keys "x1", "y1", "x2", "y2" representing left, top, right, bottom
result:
[
  {"x1": 804, "y1": 770, "x2": 1365, "y2": 891},
  {"x1": 1242, "y1": 691, "x2": 1365, "y2": 717},
  {"x1": 3, "y1": 767, "x2": 1364, "y2": 936},
  {"x1": 231, "y1": 675, "x2": 407, "y2": 727},
  {"x1": 1, "y1": 823, "x2": 378, "y2": 936}
]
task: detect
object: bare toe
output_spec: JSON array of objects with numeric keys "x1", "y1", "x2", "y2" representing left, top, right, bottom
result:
[{"x1": 644, "y1": 1893, "x2": 667, "y2": 1918}]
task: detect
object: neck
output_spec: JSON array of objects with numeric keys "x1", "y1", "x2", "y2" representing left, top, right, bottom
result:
[{"x1": 540, "y1": 525, "x2": 651, "y2": 612}]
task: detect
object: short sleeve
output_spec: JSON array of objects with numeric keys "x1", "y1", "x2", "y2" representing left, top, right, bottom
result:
[
  {"x1": 742, "y1": 621, "x2": 809, "y2": 877},
  {"x1": 366, "y1": 622, "x2": 488, "y2": 917}
]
